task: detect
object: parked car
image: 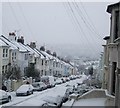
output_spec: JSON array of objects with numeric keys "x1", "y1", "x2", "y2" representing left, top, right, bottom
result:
[
  {"x1": 76, "y1": 84, "x2": 92, "y2": 94},
  {"x1": 61, "y1": 77, "x2": 66, "y2": 83},
  {"x1": 69, "y1": 75, "x2": 75, "y2": 80},
  {"x1": 66, "y1": 77, "x2": 70, "y2": 81},
  {"x1": 16, "y1": 84, "x2": 34, "y2": 96},
  {"x1": 0, "y1": 89, "x2": 11, "y2": 104},
  {"x1": 42, "y1": 95, "x2": 63, "y2": 107},
  {"x1": 32, "y1": 82, "x2": 47, "y2": 91},
  {"x1": 41, "y1": 76, "x2": 55, "y2": 88},
  {"x1": 55, "y1": 78, "x2": 63, "y2": 85},
  {"x1": 65, "y1": 84, "x2": 74, "y2": 94}
]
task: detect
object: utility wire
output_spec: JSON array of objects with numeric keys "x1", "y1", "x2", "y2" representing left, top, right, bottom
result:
[
  {"x1": 67, "y1": 1, "x2": 99, "y2": 56},
  {"x1": 7, "y1": 0, "x2": 21, "y2": 30},
  {"x1": 62, "y1": 2, "x2": 87, "y2": 55},
  {"x1": 71, "y1": 1, "x2": 102, "y2": 48},
  {"x1": 72, "y1": 1, "x2": 102, "y2": 40},
  {"x1": 69, "y1": 3, "x2": 102, "y2": 56},
  {"x1": 77, "y1": 0, "x2": 103, "y2": 38},
  {"x1": 17, "y1": 2, "x2": 34, "y2": 38}
]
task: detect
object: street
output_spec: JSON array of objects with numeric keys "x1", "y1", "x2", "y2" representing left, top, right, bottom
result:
[{"x1": 0, "y1": 75, "x2": 86, "y2": 107}]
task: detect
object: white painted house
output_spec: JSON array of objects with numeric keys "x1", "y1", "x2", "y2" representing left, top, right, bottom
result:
[
  {"x1": 0, "y1": 38, "x2": 10, "y2": 77},
  {"x1": 0, "y1": 33, "x2": 29, "y2": 76}
]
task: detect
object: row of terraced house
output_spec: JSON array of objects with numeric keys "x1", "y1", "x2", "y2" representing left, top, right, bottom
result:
[
  {"x1": 0, "y1": 33, "x2": 77, "y2": 81},
  {"x1": 101, "y1": 2, "x2": 120, "y2": 107}
]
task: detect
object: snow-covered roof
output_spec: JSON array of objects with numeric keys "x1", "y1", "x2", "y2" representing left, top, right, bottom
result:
[
  {"x1": 40, "y1": 50, "x2": 53, "y2": 60},
  {"x1": 25, "y1": 45, "x2": 39, "y2": 58},
  {"x1": 0, "y1": 36, "x2": 18, "y2": 50},
  {"x1": 0, "y1": 38, "x2": 9, "y2": 47},
  {"x1": 11, "y1": 41, "x2": 28, "y2": 52},
  {"x1": 33, "y1": 48, "x2": 45, "y2": 59}
]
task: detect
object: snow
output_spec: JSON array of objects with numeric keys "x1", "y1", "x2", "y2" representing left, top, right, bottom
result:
[
  {"x1": 0, "y1": 75, "x2": 87, "y2": 107},
  {"x1": 0, "y1": 39, "x2": 8, "y2": 46},
  {"x1": 62, "y1": 99, "x2": 74, "y2": 107},
  {"x1": 40, "y1": 50, "x2": 53, "y2": 60},
  {"x1": 25, "y1": 45, "x2": 40, "y2": 57},
  {"x1": 73, "y1": 98, "x2": 106, "y2": 106},
  {"x1": 11, "y1": 41, "x2": 28, "y2": 52},
  {"x1": 0, "y1": 36, "x2": 18, "y2": 50},
  {"x1": 16, "y1": 84, "x2": 33, "y2": 93}
]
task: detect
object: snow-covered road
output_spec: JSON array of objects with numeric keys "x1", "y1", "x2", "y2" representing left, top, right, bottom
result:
[{"x1": 0, "y1": 75, "x2": 87, "y2": 107}]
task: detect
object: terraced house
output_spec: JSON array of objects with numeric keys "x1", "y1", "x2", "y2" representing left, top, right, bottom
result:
[
  {"x1": 0, "y1": 32, "x2": 77, "y2": 82},
  {"x1": 103, "y1": 2, "x2": 120, "y2": 107}
]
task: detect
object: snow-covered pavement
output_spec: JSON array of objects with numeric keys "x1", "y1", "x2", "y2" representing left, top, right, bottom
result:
[{"x1": 0, "y1": 75, "x2": 87, "y2": 107}]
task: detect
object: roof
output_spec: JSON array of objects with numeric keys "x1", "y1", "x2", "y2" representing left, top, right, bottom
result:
[
  {"x1": 25, "y1": 45, "x2": 40, "y2": 57},
  {"x1": 11, "y1": 41, "x2": 29, "y2": 52},
  {"x1": 107, "y1": 2, "x2": 120, "y2": 13},
  {"x1": 0, "y1": 35, "x2": 18, "y2": 50},
  {"x1": 40, "y1": 50, "x2": 53, "y2": 60},
  {"x1": 33, "y1": 48, "x2": 45, "y2": 59},
  {"x1": 0, "y1": 35, "x2": 29, "y2": 52},
  {"x1": 0, "y1": 38, "x2": 9, "y2": 47}
]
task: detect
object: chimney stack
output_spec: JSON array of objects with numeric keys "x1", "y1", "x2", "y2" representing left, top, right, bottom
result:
[
  {"x1": 8, "y1": 32, "x2": 17, "y2": 41},
  {"x1": 17, "y1": 36, "x2": 24, "y2": 44},
  {"x1": 30, "y1": 42, "x2": 36, "y2": 49}
]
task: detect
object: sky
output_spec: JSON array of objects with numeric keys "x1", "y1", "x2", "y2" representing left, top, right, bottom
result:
[{"x1": 2, "y1": 1, "x2": 113, "y2": 59}]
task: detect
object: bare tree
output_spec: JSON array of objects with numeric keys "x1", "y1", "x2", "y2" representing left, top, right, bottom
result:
[
  {"x1": 25, "y1": 64, "x2": 40, "y2": 80},
  {"x1": 4, "y1": 65, "x2": 21, "y2": 80}
]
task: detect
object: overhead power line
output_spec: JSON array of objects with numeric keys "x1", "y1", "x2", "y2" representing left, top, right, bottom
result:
[
  {"x1": 77, "y1": 0, "x2": 103, "y2": 38},
  {"x1": 72, "y1": 1, "x2": 102, "y2": 40},
  {"x1": 7, "y1": 1, "x2": 21, "y2": 29},
  {"x1": 67, "y1": 1, "x2": 100, "y2": 56},
  {"x1": 17, "y1": 2, "x2": 34, "y2": 38}
]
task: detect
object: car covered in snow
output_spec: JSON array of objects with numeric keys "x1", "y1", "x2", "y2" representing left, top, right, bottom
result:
[
  {"x1": 41, "y1": 76, "x2": 55, "y2": 88},
  {"x1": 76, "y1": 84, "x2": 92, "y2": 94},
  {"x1": 55, "y1": 78, "x2": 63, "y2": 85},
  {"x1": 61, "y1": 77, "x2": 67, "y2": 83},
  {"x1": 32, "y1": 82, "x2": 47, "y2": 91},
  {"x1": 0, "y1": 89, "x2": 11, "y2": 104},
  {"x1": 42, "y1": 95, "x2": 63, "y2": 107},
  {"x1": 16, "y1": 84, "x2": 34, "y2": 96}
]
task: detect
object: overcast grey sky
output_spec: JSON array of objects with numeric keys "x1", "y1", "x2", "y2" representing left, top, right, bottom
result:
[{"x1": 2, "y1": 2, "x2": 112, "y2": 58}]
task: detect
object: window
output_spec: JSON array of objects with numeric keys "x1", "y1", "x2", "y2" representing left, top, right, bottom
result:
[
  {"x1": 25, "y1": 54, "x2": 28, "y2": 60},
  {"x1": 12, "y1": 52, "x2": 14, "y2": 57},
  {"x1": 3, "y1": 49, "x2": 8, "y2": 58},
  {"x1": 115, "y1": 11, "x2": 119, "y2": 39},
  {"x1": 53, "y1": 62, "x2": 55, "y2": 67},
  {"x1": 2, "y1": 66, "x2": 4, "y2": 74},
  {"x1": 6, "y1": 49, "x2": 8, "y2": 57},
  {"x1": 5, "y1": 65, "x2": 7, "y2": 73},
  {"x1": 45, "y1": 71, "x2": 47, "y2": 75},
  {"x1": 45, "y1": 61, "x2": 47, "y2": 66},
  {"x1": 41, "y1": 70, "x2": 43, "y2": 76},
  {"x1": 3, "y1": 49, "x2": 5, "y2": 57},
  {"x1": 14, "y1": 52, "x2": 16, "y2": 59},
  {"x1": 42, "y1": 60, "x2": 44, "y2": 65},
  {"x1": 56, "y1": 62, "x2": 58, "y2": 67}
]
